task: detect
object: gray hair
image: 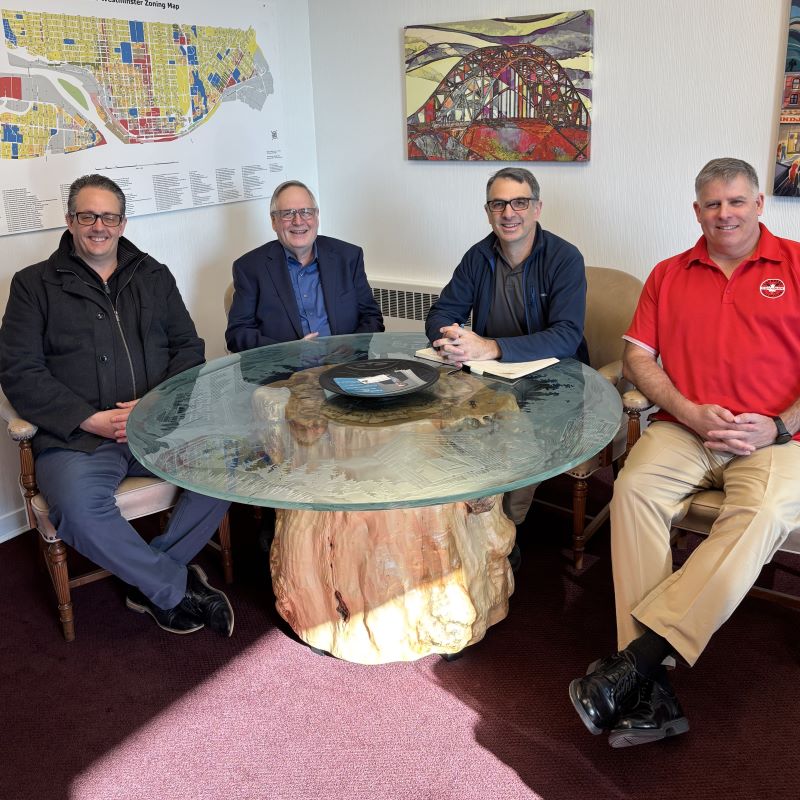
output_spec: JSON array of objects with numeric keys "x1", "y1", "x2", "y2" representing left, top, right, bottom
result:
[
  {"x1": 269, "y1": 180, "x2": 318, "y2": 213},
  {"x1": 486, "y1": 168, "x2": 540, "y2": 202},
  {"x1": 695, "y1": 158, "x2": 759, "y2": 196},
  {"x1": 67, "y1": 174, "x2": 126, "y2": 217}
]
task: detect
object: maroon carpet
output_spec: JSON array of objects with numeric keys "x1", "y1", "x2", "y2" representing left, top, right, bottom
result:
[{"x1": 2, "y1": 477, "x2": 799, "y2": 800}]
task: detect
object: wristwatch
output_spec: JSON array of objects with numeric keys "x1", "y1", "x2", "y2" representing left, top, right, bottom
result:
[{"x1": 772, "y1": 416, "x2": 793, "y2": 444}]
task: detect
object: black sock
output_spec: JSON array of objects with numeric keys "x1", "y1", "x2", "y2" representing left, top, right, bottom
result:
[{"x1": 625, "y1": 629, "x2": 675, "y2": 682}]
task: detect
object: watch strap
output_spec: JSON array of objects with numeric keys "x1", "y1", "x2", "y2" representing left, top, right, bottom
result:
[{"x1": 772, "y1": 416, "x2": 792, "y2": 444}]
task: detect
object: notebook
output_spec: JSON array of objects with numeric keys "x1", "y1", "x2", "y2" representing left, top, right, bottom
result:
[{"x1": 414, "y1": 347, "x2": 559, "y2": 382}]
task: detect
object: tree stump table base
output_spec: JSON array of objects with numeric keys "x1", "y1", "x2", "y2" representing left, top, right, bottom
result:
[{"x1": 270, "y1": 495, "x2": 515, "y2": 664}]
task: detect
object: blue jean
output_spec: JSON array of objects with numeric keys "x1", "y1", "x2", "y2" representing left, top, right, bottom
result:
[{"x1": 36, "y1": 441, "x2": 231, "y2": 610}]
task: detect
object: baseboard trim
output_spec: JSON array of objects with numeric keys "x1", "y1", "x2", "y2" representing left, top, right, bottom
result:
[{"x1": 0, "y1": 507, "x2": 30, "y2": 543}]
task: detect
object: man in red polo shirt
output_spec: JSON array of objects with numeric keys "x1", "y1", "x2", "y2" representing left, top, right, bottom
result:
[{"x1": 569, "y1": 158, "x2": 800, "y2": 748}]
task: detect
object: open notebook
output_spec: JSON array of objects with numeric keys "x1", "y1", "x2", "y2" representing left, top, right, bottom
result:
[{"x1": 415, "y1": 347, "x2": 558, "y2": 382}]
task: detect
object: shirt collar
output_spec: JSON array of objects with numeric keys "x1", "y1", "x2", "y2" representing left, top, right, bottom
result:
[
  {"x1": 687, "y1": 222, "x2": 781, "y2": 269},
  {"x1": 64, "y1": 233, "x2": 138, "y2": 282},
  {"x1": 490, "y1": 221, "x2": 541, "y2": 269},
  {"x1": 283, "y1": 242, "x2": 318, "y2": 268}
]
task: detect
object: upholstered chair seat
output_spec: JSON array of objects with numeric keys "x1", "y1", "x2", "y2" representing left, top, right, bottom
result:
[{"x1": 1, "y1": 388, "x2": 232, "y2": 641}]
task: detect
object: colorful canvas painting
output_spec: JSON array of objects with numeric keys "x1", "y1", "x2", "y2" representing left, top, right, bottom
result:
[
  {"x1": 774, "y1": 2, "x2": 800, "y2": 195},
  {"x1": 405, "y1": 12, "x2": 593, "y2": 162}
]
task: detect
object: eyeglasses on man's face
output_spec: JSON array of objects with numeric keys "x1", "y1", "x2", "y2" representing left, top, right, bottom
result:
[
  {"x1": 71, "y1": 211, "x2": 125, "y2": 227},
  {"x1": 485, "y1": 197, "x2": 536, "y2": 214},
  {"x1": 271, "y1": 207, "x2": 319, "y2": 221}
]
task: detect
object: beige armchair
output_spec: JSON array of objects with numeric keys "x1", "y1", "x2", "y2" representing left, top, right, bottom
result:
[
  {"x1": 561, "y1": 266, "x2": 643, "y2": 569},
  {"x1": 0, "y1": 388, "x2": 233, "y2": 641},
  {"x1": 622, "y1": 389, "x2": 800, "y2": 610}
]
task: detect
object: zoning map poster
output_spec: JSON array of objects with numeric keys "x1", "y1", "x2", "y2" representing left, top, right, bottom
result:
[{"x1": 0, "y1": 0, "x2": 286, "y2": 235}]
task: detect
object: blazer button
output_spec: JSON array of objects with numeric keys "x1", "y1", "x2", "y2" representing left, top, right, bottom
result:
[
  {"x1": 96, "y1": 312, "x2": 105, "y2": 319},
  {"x1": 99, "y1": 354, "x2": 109, "y2": 363}
]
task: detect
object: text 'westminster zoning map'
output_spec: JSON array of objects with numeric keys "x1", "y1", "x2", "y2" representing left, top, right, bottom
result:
[{"x1": 0, "y1": 1, "x2": 286, "y2": 236}]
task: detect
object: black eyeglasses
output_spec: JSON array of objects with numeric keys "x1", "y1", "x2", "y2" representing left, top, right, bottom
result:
[
  {"x1": 485, "y1": 197, "x2": 536, "y2": 213},
  {"x1": 271, "y1": 207, "x2": 319, "y2": 221},
  {"x1": 71, "y1": 211, "x2": 124, "y2": 227}
]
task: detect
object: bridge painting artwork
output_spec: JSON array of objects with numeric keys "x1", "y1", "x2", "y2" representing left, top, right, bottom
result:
[
  {"x1": 774, "y1": 2, "x2": 800, "y2": 197},
  {"x1": 405, "y1": 12, "x2": 593, "y2": 162}
]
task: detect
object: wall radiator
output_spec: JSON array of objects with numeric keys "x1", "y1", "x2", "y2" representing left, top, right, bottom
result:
[
  {"x1": 370, "y1": 279, "x2": 441, "y2": 332},
  {"x1": 370, "y1": 279, "x2": 472, "y2": 332}
]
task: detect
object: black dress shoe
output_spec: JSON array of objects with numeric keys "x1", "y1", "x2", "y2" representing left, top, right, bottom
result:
[
  {"x1": 126, "y1": 588, "x2": 204, "y2": 634},
  {"x1": 185, "y1": 564, "x2": 235, "y2": 637},
  {"x1": 569, "y1": 650, "x2": 643, "y2": 734},
  {"x1": 608, "y1": 678, "x2": 689, "y2": 748}
]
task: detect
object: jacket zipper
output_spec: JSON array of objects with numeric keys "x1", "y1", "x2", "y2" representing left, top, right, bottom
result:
[{"x1": 58, "y1": 255, "x2": 146, "y2": 400}]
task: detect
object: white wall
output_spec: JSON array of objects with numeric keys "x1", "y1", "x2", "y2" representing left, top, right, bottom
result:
[
  {"x1": 0, "y1": 1, "x2": 318, "y2": 541},
  {"x1": 308, "y1": 0, "x2": 798, "y2": 287},
  {"x1": 1, "y1": 0, "x2": 797, "y2": 540}
]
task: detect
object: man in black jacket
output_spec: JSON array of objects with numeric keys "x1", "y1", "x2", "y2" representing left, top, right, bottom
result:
[{"x1": 0, "y1": 174, "x2": 233, "y2": 637}]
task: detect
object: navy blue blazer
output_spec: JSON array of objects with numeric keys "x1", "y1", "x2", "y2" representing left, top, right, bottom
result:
[{"x1": 225, "y1": 236, "x2": 384, "y2": 353}]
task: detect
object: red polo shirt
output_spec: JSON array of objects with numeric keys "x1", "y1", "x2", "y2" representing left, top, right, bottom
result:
[{"x1": 625, "y1": 224, "x2": 800, "y2": 432}]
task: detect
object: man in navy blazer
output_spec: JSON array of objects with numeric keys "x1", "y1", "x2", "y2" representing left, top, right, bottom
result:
[{"x1": 225, "y1": 180, "x2": 384, "y2": 352}]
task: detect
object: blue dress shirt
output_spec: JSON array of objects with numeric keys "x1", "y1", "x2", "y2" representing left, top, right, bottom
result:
[{"x1": 284, "y1": 246, "x2": 332, "y2": 337}]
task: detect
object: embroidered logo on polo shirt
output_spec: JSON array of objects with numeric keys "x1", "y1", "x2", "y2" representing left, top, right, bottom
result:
[{"x1": 760, "y1": 278, "x2": 786, "y2": 299}]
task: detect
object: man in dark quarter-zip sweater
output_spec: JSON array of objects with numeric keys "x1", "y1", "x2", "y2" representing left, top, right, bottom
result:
[
  {"x1": 425, "y1": 167, "x2": 589, "y2": 528},
  {"x1": 0, "y1": 174, "x2": 234, "y2": 637}
]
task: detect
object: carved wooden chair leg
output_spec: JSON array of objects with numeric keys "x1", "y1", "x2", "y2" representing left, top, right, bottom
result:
[
  {"x1": 572, "y1": 478, "x2": 588, "y2": 570},
  {"x1": 36, "y1": 533, "x2": 49, "y2": 574},
  {"x1": 218, "y1": 512, "x2": 233, "y2": 584},
  {"x1": 623, "y1": 408, "x2": 641, "y2": 467},
  {"x1": 674, "y1": 528, "x2": 689, "y2": 549},
  {"x1": 46, "y1": 539, "x2": 75, "y2": 642}
]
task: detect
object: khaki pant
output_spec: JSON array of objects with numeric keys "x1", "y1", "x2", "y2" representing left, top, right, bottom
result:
[
  {"x1": 503, "y1": 483, "x2": 539, "y2": 526},
  {"x1": 610, "y1": 421, "x2": 800, "y2": 666}
]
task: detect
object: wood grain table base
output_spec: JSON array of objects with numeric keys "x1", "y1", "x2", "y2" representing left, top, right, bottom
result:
[{"x1": 270, "y1": 495, "x2": 515, "y2": 664}]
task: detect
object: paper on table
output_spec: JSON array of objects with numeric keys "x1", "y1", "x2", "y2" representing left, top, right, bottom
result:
[{"x1": 414, "y1": 347, "x2": 558, "y2": 381}]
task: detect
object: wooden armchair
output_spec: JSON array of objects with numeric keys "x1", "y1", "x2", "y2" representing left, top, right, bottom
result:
[
  {"x1": 0, "y1": 388, "x2": 233, "y2": 641},
  {"x1": 560, "y1": 267, "x2": 643, "y2": 569},
  {"x1": 621, "y1": 388, "x2": 800, "y2": 609}
]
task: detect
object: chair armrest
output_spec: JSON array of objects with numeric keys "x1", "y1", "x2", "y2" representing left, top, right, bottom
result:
[
  {"x1": 0, "y1": 390, "x2": 38, "y2": 441},
  {"x1": 597, "y1": 359, "x2": 623, "y2": 386},
  {"x1": 620, "y1": 388, "x2": 653, "y2": 456},
  {"x1": 622, "y1": 388, "x2": 652, "y2": 414}
]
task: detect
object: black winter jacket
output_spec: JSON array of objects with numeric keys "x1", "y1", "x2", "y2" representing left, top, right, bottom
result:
[{"x1": 0, "y1": 232, "x2": 204, "y2": 455}]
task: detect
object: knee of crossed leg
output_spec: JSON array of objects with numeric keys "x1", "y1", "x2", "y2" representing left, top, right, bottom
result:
[{"x1": 48, "y1": 486, "x2": 124, "y2": 546}]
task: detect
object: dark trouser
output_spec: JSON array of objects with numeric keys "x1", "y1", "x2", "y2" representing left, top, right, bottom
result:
[{"x1": 36, "y1": 441, "x2": 230, "y2": 610}]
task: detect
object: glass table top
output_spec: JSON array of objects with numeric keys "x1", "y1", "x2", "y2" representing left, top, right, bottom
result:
[{"x1": 127, "y1": 332, "x2": 622, "y2": 510}]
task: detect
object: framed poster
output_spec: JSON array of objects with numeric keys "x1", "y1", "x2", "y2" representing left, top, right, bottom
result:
[
  {"x1": 405, "y1": 12, "x2": 592, "y2": 162},
  {"x1": 773, "y1": 2, "x2": 800, "y2": 196}
]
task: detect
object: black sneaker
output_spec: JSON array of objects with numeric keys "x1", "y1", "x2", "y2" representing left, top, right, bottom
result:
[
  {"x1": 569, "y1": 650, "x2": 643, "y2": 734},
  {"x1": 608, "y1": 678, "x2": 689, "y2": 748},
  {"x1": 125, "y1": 588, "x2": 204, "y2": 634},
  {"x1": 184, "y1": 564, "x2": 235, "y2": 637}
]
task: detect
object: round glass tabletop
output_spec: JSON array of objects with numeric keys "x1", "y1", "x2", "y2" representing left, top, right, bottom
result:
[{"x1": 127, "y1": 332, "x2": 622, "y2": 510}]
